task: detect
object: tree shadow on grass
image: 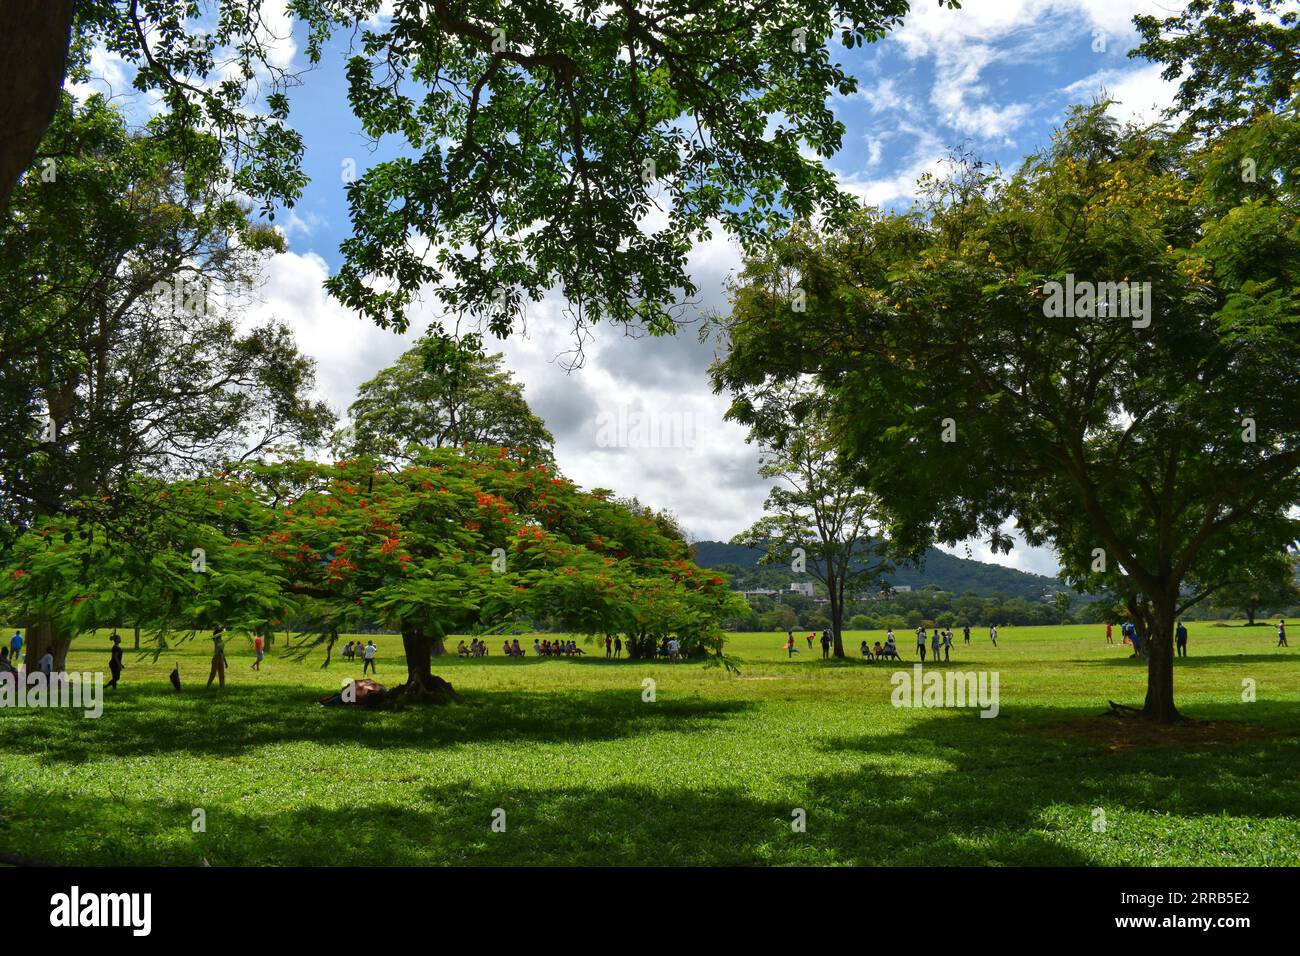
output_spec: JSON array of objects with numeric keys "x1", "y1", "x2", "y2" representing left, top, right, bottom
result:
[
  {"x1": 1073, "y1": 653, "x2": 1298, "y2": 667},
  {"x1": 0, "y1": 776, "x2": 1094, "y2": 867},
  {"x1": 805, "y1": 702, "x2": 1300, "y2": 864},
  {"x1": 0, "y1": 685, "x2": 753, "y2": 762},
  {"x1": 3, "y1": 699, "x2": 1297, "y2": 866}
]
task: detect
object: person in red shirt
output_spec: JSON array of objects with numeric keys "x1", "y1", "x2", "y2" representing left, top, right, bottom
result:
[
  {"x1": 1105, "y1": 622, "x2": 1113, "y2": 645},
  {"x1": 251, "y1": 632, "x2": 265, "y2": 671}
]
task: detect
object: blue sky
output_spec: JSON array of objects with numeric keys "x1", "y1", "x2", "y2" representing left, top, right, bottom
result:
[{"x1": 74, "y1": 0, "x2": 1188, "y2": 576}]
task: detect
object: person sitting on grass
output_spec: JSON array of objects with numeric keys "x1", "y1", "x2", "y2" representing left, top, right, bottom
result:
[
  {"x1": 513, "y1": 638, "x2": 523, "y2": 657},
  {"x1": 873, "y1": 641, "x2": 885, "y2": 660},
  {"x1": 457, "y1": 640, "x2": 469, "y2": 657},
  {"x1": 860, "y1": 640, "x2": 870, "y2": 659}
]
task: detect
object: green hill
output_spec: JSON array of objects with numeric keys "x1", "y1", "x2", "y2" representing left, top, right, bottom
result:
[{"x1": 690, "y1": 539, "x2": 1059, "y2": 601}]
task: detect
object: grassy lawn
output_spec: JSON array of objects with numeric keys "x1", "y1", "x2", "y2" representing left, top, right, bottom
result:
[{"x1": 1, "y1": 622, "x2": 1297, "y2": 866}]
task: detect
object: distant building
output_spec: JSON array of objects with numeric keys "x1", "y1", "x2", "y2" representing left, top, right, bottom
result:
[{"x1": 789, "y1": 581, "x2": 815, "y2": 597}]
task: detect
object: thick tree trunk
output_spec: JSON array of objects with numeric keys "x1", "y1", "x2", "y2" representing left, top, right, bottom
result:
[
  {"x1": 393, "y1": 623, "x2": 455, "y2": 704},
  {"x1": 0, "y1": 0, "x2": 75, "y2": 213},
  {"x1": 133, "y1": 625, "x2": 140, "y2": 650},
  {"x1": 1142, "y1": 596, "x2": 1182, "y2": 723},
  {"x1": 24, "y1": 617, "x2": 72, "y2": 671}
]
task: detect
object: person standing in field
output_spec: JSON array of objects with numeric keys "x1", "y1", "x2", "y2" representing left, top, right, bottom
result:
[
  {"x1": 207, "y1": 628, "x2": 227, "y2": 689},
  {"x1": 1175, "y1": 620, "x2": 1188, "y2": 658},
  {"x1": 1106, "y1": 622, "x2": 1114, "y2": 645},
  {"x1": 916, "y1": 627, "x2": 926, "y2": 661},
  {"x1": 107, "y1": 633, "x2": 124, "y2": 689},
  {"x1": 942, "y1": 629, "x2": 952, "y2": 662},
  {"x1": 930, "y1": 628, "x2": 941, "y2": 662},
  {"x1": 9, "y1": 629, "x2": 22, "y2": 664},
  {"x1": 989, "y1": 624, "x2": 998, "y2": 647},
  {"x1": 785, "y1": 633, "x2": 796, "y2": 658},
  {"x1": 806, "y1": 632, "x2": 814, "y2": 651},
  {"x1": 820, "y1": 630, "x2": 831, "y2": 659},
  {"x1": 963, "y1": 624, "x2": 970, "y2": 645},
  {"x1": 605, "y1": 635, "x2": 612, "y2": 658},
  {"x1": 363, "y1": 639, "x2": 378, "y2": 674},
  {"x1": 251, "y1": 632, "x2": 265, "y2": 670},
  {"x1": 1278, "y1": 620, "x2": 1288, "y2": 647},
  {"x1": 614, "y1": 635, "x2": 622, "y2": 658}
]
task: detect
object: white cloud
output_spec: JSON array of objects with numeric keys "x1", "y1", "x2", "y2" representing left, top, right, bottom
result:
[{"x1": 1060, "y1": 62, "x2": 1179, "y2": 125}]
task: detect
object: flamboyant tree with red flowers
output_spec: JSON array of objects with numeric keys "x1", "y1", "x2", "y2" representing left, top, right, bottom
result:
[{"x1": 1, "y1": 446, "x2": 743, "y2": 701}]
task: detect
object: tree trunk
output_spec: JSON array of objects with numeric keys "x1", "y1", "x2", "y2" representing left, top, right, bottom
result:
[
  {"x1": 393, "y1": 623, "x2": 455, "y2": 704},
  {"x1": 133, "y1": 625, "x2": 140, "y2": 650},
  {"x1": 24, "y1": 617, "x2": 72, "y2": 671},
  {"x1": 1142, "y1": 595, "x2": 1182, "y2": 723},
  {"x1": 0, "y1": 0, "x2": 75, "y2": 213},
  {"x1": 829, "y1": 584, "x2": 845, "y2": 658}
]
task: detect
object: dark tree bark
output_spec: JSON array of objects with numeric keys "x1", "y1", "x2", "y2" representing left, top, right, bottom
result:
[
  {"x1": 829, "y1": 574, "x2": 846, "y2": 658},
  {"x1": 133, "y1": 625, "x2": 140, "y2": 650},
  {"x1": 393, "y1": 623, "x2": 455, "y2": 703},
  {"x1": 1142, "y1": 593, "x2": 1182, "y2": 724},
  {"x1": 0, "y1": 0, "x2": 75, "y2": 213},
  {"x1": 23, "y1": 617, "x2": 72, "y2": 672}
]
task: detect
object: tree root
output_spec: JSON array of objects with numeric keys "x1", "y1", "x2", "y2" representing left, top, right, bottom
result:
[{"x1": 382, "y1": 675, "x2": 457, "y2": 707}]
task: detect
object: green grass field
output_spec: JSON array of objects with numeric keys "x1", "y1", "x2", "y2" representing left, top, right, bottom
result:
[{"x1": 1, "y1": 622, "x2": 1297, "y2": 866}]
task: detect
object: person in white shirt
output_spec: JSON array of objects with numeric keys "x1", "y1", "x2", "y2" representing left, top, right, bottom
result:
[
  {"x1": 362, "y1": 640, "x2": 378, "y2": 674},
  {"x1": 989, "y1": 624, "x2": 998, "y2": 647},
  {"x1": 667, "y1": 637, "x2": 679, "y2": 661}
]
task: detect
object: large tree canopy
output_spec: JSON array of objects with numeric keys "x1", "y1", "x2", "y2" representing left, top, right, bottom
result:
[
  {"x1": 0, "y1": 447, "x2": 744, "y2": 691},
  {"x1": 339, "y1": 333, "x2": 554, "y2": 463},
  {"x1": 0, "y1": 93, "x2": 333, "y2": 667},
  {"x1": 2, "y1": 0, "x2": 957, "y2": 343},
  {"x1": 712, "y1": 100, "x2": 1300, "y2": 722}
]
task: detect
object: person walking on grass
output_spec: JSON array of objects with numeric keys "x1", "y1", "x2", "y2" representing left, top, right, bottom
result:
[
  {"x1": 605, "y1": 635, "x2": 612, "y2": 658},
  {"x1": 786, "y1": 633, "x2": 797, "y2": 658},
  {"x1": 806, "y1": 632, "x2": 814, "y2": 651},
  {"x1": 916, "y1": 626, "x2": 926, "y2": 661},
  {"x1": 206, "y1": 627, "x2": 228, "y2": 689},
  {"x1": 989, "y1": 624, "x2": 998, "y2": 647},
  {"x1": 943, "y1": 629, "x2": 952, "y2": 662},
  {"x1": 614, "y1": 635, "x2": 622, "y2": 658},
  {"x1": 252, "y1": 632, "x2": 265, "y2": 671},
  {"x1": 1106, "y1": 622, "x2": 1114, "y2": 645},
  {"x1": 363, "y1": 639, "x2": 378, "y2": 674},
  {"x1": 107, "y1": 633, "x2": 124, "y2": 689},
  {"x1": 1278, "y1": 620, "x2": 1288, "y2": 647},
  {"x1": 9, "y1": 629, "x2": 22, "y2": 664},
  {"x1": 963, "y1": 624, "x2": 970, "y2": 645},
  {"x1": 931, "y1": 628, "x2": 941, "y2": 662},
  {"x1": 1175, "y1": 620, "x2": 1188, "y2": 658},
  {"x1": 820, "y1": 630, "x2": 831, "y2": 660}
]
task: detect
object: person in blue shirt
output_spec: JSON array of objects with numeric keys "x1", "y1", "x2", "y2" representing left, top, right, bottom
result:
[
  {"x1": 8, "y1": 630, "x2": 21, "y2": 661},
  {"x1": 1175, "y1": 620, "x2": 1188, "y2": 658},
  {"x1": 1278, "y1": 620, "x2": 1288, "y2": 647}
]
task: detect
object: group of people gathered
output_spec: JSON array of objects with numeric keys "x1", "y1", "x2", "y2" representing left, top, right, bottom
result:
[{"x1": 339, "y1": 638, "x2": 379, "y2": 673}]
